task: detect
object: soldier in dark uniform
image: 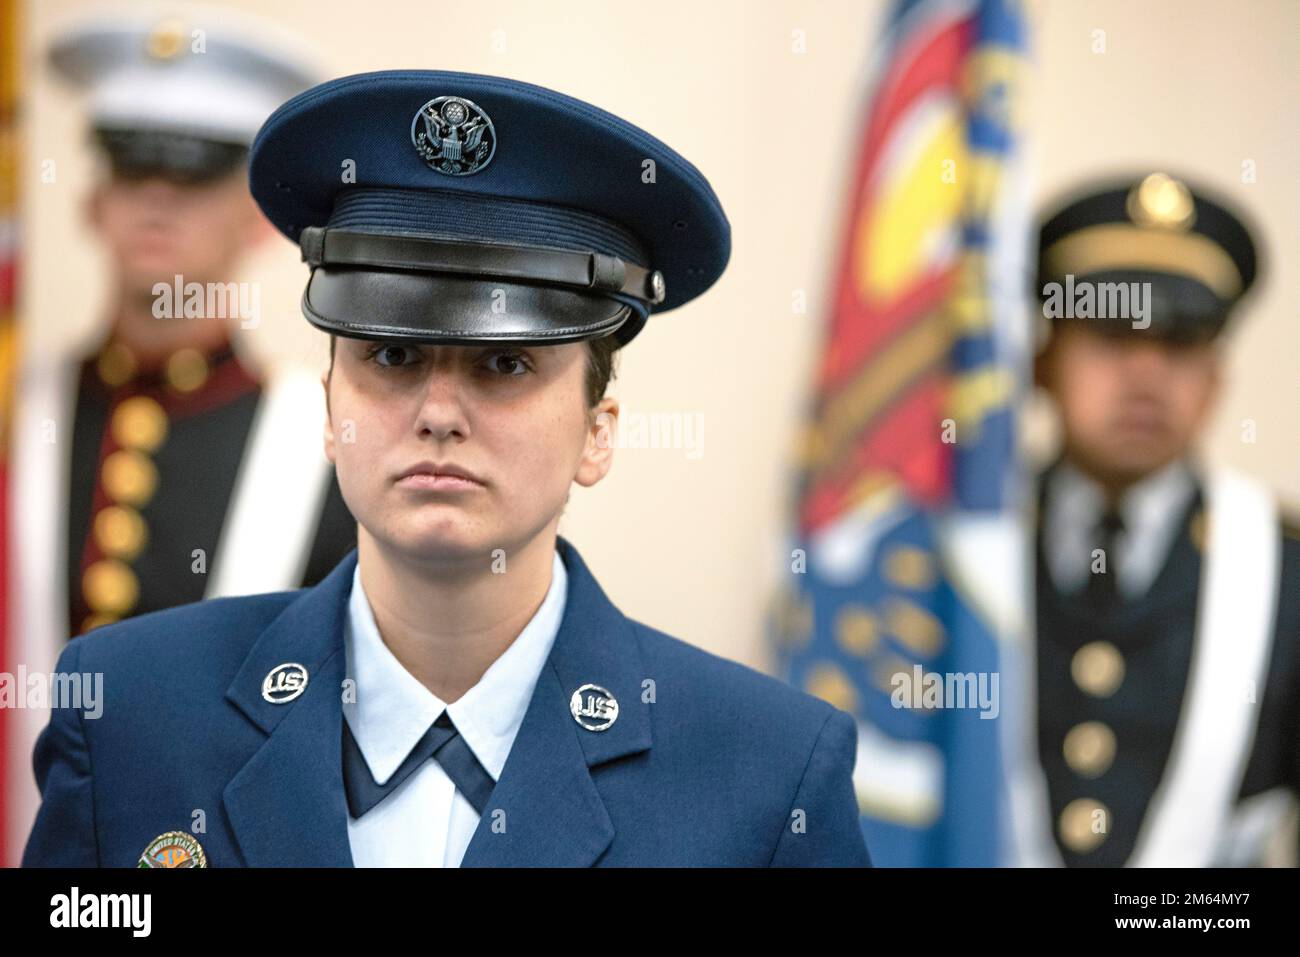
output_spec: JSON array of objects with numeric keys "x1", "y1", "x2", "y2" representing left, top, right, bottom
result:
[
  {"x1": 12, "y1": 10, "x2": 356, "y2": 644},
  {"x1": 1025, "y1": 172, "x2": 1299, "y2": 866}
]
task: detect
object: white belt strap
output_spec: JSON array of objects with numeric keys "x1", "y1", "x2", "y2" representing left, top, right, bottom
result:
[
  {"x1": 1128, "y1": 467, "x2": 1280, "y2": 866},
  {"x1": 205, "y1": 367, "x2": 334, "y2": 598}
]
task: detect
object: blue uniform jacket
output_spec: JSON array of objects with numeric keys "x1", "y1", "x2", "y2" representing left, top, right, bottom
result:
[{"x1": 23, "y1": 536, "x2": 871, "y2": 866}]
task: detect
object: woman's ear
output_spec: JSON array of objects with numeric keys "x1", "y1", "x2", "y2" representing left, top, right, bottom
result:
[
  {"x1": 574, "y1": 396, "x2": 618, "y2": 488},
  {"x1": 321, "y1": 368, "x2": 336, "y2": 464}
]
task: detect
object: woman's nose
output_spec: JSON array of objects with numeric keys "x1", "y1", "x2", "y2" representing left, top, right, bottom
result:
[{"x1": 414, "y1": 364, "x2": 472, "y2": 440}]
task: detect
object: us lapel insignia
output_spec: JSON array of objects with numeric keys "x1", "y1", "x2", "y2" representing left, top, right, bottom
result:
[
  {"x1": 262, "y1": 662, "x2": 309, "y2": 703},
  {"x1": 570, "y1": 683, "x2": 619, "y2": 731},
  {"x1": 138, "y1": 831, "x2": 208, "y2": 868}
]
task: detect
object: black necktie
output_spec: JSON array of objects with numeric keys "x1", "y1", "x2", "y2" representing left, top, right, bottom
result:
[
  {"x1": 1085, "y1": 507, "x2": 1125, "y2": 608},
  {"x1": 343, "y1": 710, "x2": 496, "y2": 818}
]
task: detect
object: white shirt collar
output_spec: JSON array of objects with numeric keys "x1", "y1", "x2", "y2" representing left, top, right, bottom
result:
[
  {"x1": 1042, "y1": 457, "x2": 1197, "y2": 600},
  {"x1": 342, "y1": 548, "x2": 568, "y2": 786}
]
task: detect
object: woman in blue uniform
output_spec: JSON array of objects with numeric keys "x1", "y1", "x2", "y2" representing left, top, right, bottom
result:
[{"x1": 23, "y1": 70, "x2": 871, "y2": 867}]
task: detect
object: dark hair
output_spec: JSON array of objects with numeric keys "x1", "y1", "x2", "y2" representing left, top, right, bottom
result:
[{"x1": 328, "y1": 334, "x2": 619, "y2": 410}]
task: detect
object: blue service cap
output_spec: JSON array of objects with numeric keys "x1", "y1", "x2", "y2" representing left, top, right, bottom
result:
[{"x1": 249, "y1": 70, "x2": 731, "y2": 348}]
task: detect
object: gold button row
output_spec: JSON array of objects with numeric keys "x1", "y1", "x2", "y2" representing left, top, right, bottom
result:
[
  {"x1": 82, "y1": 393, "x2": 173, "y2": 623},
  {"x1": 1056, "y1": 641, "x2": 1127, "y2": 853}
]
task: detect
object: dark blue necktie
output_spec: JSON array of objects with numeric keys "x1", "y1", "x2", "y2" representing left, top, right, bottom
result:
[
  {"x1": 343, "y1": 710, "x2": 496, "y2": 818},
  {"x1": 1085, "y1": 508, "x2": 1125, "y2": 609}
]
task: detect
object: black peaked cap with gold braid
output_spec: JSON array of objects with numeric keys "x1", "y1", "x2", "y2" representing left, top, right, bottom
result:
[{"x1": 1037, "y1": 172, "x2": 1259, "y2": 342}]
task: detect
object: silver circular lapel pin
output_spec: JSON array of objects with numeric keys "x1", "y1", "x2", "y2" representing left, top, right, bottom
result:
[
  {"x1": 570, "y1": 683, "x2": 619, "y2": 731},
  {"x1": 262, "y1": 662, "x2": 309, "y2": 704}
]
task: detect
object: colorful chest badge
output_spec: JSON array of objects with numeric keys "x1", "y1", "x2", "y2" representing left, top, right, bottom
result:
[{"x1": 137, "y1": 831, "x2": 207, "y2": 868}]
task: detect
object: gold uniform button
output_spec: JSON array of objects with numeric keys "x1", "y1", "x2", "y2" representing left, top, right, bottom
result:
[
  {"x1": 93, "y1": 505, "x2": 148, "y2": 561},
  {"x1": 83, "y1": 559, "x2": 139, "y2": 616},
  {"x1": 1071, "y1": 640, "x2": 1125, "y2": 698},
  {"x1": 96, "y1": 342, "x2": 137, "y2": 387},
  {"x1": 111, "y1": 396, "x2": 168, "y2": 452},
  {"x1": 1059, "y1": 797, "x2": 1110, "y2": 853},
  {"x1": 165, "y1": 347, "x2": 210, "y2": 393},
  {"x1": 101, "y1": 450, "x2": 159, "y2": 506},
  {"x1": 1063, "y1": 721, "x2": 1117, "y2": 778}
]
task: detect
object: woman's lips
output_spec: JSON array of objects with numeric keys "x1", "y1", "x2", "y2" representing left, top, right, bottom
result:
[{"x1": 395, "y1": 473, "x2": 484, "y2": 492}]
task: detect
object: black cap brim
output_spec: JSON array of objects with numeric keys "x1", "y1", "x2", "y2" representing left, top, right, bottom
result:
[
  {"x1": 303, "y1": 266, "x2": 643, "y2": 346},
  {"x1": 94, "y1": 127, "x2": 248, "y2": 184}
]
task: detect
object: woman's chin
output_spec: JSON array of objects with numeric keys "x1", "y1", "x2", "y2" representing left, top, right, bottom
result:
[{"x1": 380, "y1": 519, "x2": 495, "y2": 567}]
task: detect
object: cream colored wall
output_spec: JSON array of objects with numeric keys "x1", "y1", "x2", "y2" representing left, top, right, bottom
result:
[{"x1": 20, "y1": 0, "x2": 1300, "y2": 671}]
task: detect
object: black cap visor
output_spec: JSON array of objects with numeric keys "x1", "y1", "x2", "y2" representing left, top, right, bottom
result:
[
  {"x1": 95, "y1": 128, "x2": 248, "y2": 185},
  {"x1": 303, "y1": 265, "x2": 640, "y2": 346},
  {"x1": 1040, "y1": 268, "x2": 1233, "y2": 343}
]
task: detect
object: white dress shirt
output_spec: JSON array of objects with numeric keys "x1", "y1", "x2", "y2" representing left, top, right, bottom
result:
[
  {"x1": 1041, "y1": 457, "x2": 1197, "y2": 602},
  {"x1": 342, "y1": 548, "x2": 568, "y2": 867}
]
